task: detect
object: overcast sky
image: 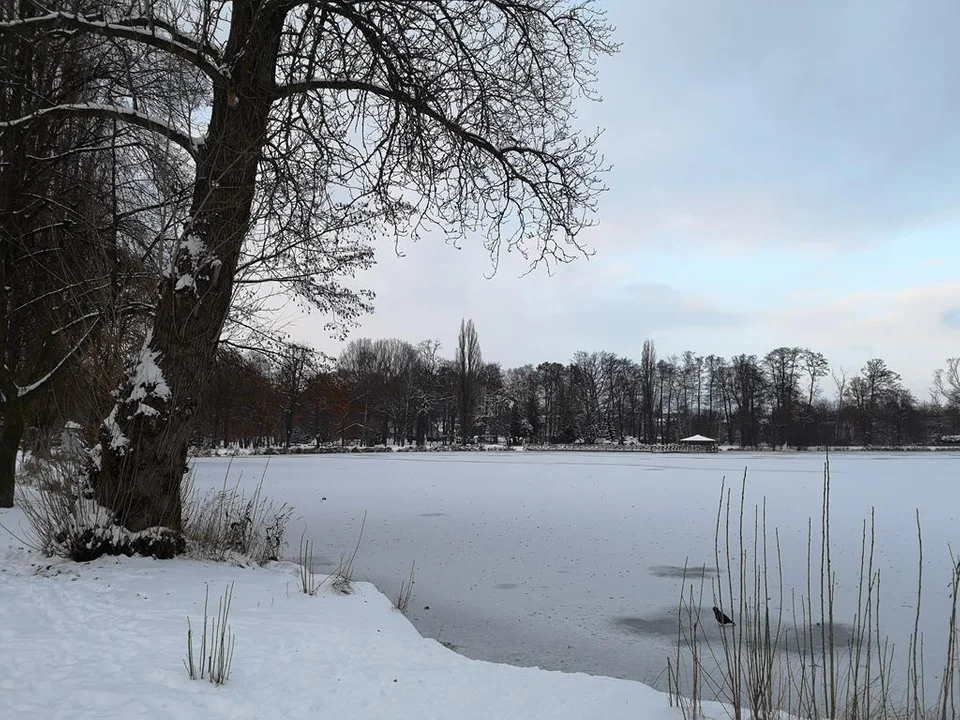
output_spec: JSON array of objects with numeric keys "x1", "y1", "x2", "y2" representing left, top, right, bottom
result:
[{"x1": 292, "y1": 0, "x2": 960, "y2": 396}]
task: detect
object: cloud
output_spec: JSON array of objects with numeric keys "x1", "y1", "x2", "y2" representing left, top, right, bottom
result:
[
  {"x1": 943, "y1": 309, "x2": 960, "y2": 328},
  {"x1": 585, "y1": 0, "x2": 960, "y2": 249},
  {"x1": 758, "y1": 283, "x2": 960, "y2": 393},
  {"x1": 295, "y1": 238, "x2": 743, "y2": 367}
]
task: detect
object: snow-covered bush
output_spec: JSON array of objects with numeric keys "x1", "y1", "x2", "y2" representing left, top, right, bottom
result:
[
  {"x1": 181, "y1": 473, "x2": 293, "y2": 566},
  {"x1": 14, "y1": 456, "x2": 291, "y2": 563},
  {"x1": 15, "y1": 460, "x2": 183, "y2": 561}
]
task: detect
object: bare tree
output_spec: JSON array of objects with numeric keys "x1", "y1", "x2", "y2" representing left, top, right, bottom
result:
[
  {"x1": 934, "y1": 358, "x2": 960, "y2": 410},
  {"x1": 456, "y1": 319, "x2": 482, "y2": 444},
  {"x1": 277, "y1": 343, "x2": 317, "y2": 448},
  {"x1": 703, "y1": 354, "x2": 725, "y2": 440},
  {"x1": 0, "y1": 0, "x2": 161, "y2": 506},
  {"x1": 846, "y1": 358, "x2": 902, "y2": 446},
  {"x1": 831, "y1": 367, "x2": 848, "y2": 445},
  {"x1": 729, "y1": 354, "x2": 765, "y2": 448},
  {"x1": 1, "y1": 1, "x2": 614, "y2": 549},
  {"x1": 763, "y1": 346, "x2": 802, "y2": 447},
  {"x1": 639, "y1": 340, "x2": 657, "y2": 443},
  {"x1": 412, "y1": 339, "x2": 445, "y2": 447},
  {"x1": 801, "y1": 350, "x2": 830, "y2": 408}
]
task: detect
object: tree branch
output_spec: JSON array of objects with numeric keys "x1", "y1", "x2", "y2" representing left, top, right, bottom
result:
[
  {"x1": 17, "y1": 313, "x2": 104, "y2": 401},
  {"x1": 0, "y1": 104, "x2": 197, "y2": 159},
  {"x1": 0, "y1": 11, "x2": 226, "y2": 86},
  {"x1": 274, "y1": 78, "x2": 509, "y2": 162}
]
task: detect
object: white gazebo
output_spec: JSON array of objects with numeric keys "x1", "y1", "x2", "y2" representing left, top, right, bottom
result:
[{"x1": 678, "y1": 434, "x2": 718, "y2": 453}]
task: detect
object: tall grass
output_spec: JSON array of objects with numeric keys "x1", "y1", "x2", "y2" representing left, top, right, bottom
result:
[
  {"x1": 395, "y1": 561, "x2": 416, "y2": 614},
  {"x1": 181, "y1": 461, "x2": 293, "y2": 565},
  {"x1": 184, "y1": 583, "x2": 236, "y2": 685},
  {"x1": 331, "y1": 512, "x2": 366, "y2": 594},
  {"x1": 667, "y1": 459, "x2": 960, "y2": 720}
]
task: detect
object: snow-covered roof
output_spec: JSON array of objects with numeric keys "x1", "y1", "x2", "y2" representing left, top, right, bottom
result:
[{"x1": 679, "y1": 434, "x2": 716, "y2": 443}]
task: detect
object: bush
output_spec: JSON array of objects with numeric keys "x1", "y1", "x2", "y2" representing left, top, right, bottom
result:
[
  {"x1": 14, "y1": 460, "x2": 184, "y2": 561},
  {"x1": 11, "y1": 456, "x2": 290, "y2": 564}
]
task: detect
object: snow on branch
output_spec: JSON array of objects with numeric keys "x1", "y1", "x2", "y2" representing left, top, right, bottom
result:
[
  {"x1": 0, "y1": 104, "x2": 198, "y2": 159},
  {"x1": 0, "y1": 11, "x2": 226, "y2": 86}
]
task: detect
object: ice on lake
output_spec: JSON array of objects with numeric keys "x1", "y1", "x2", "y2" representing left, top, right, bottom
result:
[{"x1": 191, "y1": 451, "x2": 960, "y2": 693}]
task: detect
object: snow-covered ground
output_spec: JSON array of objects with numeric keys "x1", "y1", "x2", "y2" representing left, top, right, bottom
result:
[
  {"x1": 191, "y1": 451, "x2": 960, "y2": 696},
  {"x1": 0, "y1": 505, "x2": 693, "y2": 719}
]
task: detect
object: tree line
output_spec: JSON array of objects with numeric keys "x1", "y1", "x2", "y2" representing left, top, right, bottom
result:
[{"x1": 192, "y1": 327, "x2": 960, "y2": 450}]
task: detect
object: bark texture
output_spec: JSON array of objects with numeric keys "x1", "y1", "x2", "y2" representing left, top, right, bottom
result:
[{"x1": 0, "y1": 396, "x2": 22, "y2": 507}]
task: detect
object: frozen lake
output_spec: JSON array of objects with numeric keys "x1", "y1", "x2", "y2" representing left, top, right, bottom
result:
[{"x1": 191, "y1": 451, "x2": 960, "y2": 693}]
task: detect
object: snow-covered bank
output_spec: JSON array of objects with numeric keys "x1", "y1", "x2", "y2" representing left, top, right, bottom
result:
[{"x1": 0, "y1": 506, "x2": 697, "y2": 720}]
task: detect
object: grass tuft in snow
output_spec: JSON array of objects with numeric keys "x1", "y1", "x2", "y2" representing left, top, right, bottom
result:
[
  {"x1": 298, "y1": 534, "x2": 321, "y2": 596},
  {"x1": 185, "y1": 583, "x2": 236, "y2": 686},
  {"x1": 395, "y1": 561, "x2": 416, "y2": 614},
  {"x1": 331, "y1": 512, "x2": 366, "y2": 595},
  {"x1": 182, "y1": 462, "x2": 293, "y2": 566}
]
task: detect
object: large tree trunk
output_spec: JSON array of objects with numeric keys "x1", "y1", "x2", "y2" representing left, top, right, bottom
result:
[
  {"x1": 0, "y1": 396, "x2": 24, "y2": 508},
  {"x1": 89, "y1": 3, "x2": 286, "y2": 554}
]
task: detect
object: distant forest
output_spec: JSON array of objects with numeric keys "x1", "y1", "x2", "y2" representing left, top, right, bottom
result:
[{"x1": 185, "y1": 322, "x2": 959, "y2": 450}]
